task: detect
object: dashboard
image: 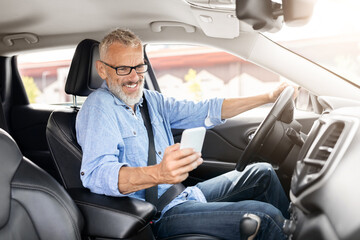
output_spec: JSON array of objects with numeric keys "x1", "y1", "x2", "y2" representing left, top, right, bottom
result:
[{"x1": 287, "y1": 97, "x2": 360, "y2": 240}]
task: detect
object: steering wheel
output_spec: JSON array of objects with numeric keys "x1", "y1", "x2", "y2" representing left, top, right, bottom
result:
[{"x1": 236, "y1": 86, "x2": 295, "y2": 171}]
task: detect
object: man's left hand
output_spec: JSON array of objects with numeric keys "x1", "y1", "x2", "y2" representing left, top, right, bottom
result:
[{"x1": 268, "y1": 82, "x2": 298, "y2": 102}]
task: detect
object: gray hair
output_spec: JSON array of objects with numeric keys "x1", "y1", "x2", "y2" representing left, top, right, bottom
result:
[{"x1": 99, "y1": 28, "x2": 142, "y2": 59}]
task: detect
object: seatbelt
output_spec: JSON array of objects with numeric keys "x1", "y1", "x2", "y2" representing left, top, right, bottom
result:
[
  {"x1": 140, "y1": 97, "x2": 158, "y2": 205},
  {"x1": 156, "y1": 183, "x2": 185, "y2": 212},
  {"x1": 140, "y1": 96, "x2": 185, "y2": 215}
]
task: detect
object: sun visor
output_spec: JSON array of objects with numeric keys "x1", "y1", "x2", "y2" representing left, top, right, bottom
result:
[{"x1": 190, "y1": 7, "x2": 240, "y2": 39}]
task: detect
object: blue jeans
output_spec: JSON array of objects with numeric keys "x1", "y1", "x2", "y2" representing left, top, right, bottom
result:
[{"x1": 153, "y1": 163, "x2": 289, "y2": 240}]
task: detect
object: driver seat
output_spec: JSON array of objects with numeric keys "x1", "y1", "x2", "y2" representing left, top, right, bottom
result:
[{"x1": 46, "y1": 39, "x2": 221, "y2": 240}]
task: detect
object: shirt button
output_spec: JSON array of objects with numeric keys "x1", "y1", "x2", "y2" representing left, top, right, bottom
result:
[
  {"x1": 133, "y1": 131, "x2": 137, "y2": 136},
  {"x1": 158, "y1": 151, "x2": 162, "y2": 155},
  {"x1": 131, "y1": 112, "x2": 135, "y2": 116},
  {"x1": 81, "y1": 172, "x2": 85, "y2": 176}
]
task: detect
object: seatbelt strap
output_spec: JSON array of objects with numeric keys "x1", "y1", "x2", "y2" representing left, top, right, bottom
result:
[
  {"x1": 140, "y1": 97, "x2": 158, "y2": 206},
  {"x1": 156, "y1": 182, "x2": 185, "y2": 212},
  {"x1": 140, "y1": 96, "x2": 186, "y2": 215}
]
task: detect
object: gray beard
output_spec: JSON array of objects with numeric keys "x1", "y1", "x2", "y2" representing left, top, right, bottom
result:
[{"x1": 108, "y1": 79, "x2": 144, "y2": 106}]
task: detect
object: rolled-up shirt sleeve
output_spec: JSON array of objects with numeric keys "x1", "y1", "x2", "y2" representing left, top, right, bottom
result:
[
  {"x1": 76, "y1": 103, "x2": 133, "y2": 197},
  {"x1": 204, "y1": 98, "x2": 226, "y2": 128},
  {"x1": 147, "y1": 90, "x2": 226, "y2": 129}
]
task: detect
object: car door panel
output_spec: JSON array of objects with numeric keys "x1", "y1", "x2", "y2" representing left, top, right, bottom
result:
[
  {"x1": 11, "y1": 104, "x2": 61, "y2": 181},
  {"x1": 11, "y1": 105, "x2": 52, "y2": 150}
]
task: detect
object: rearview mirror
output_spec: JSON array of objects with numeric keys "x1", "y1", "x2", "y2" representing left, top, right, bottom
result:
[
  {"x1": 235, "y1": 0, "x2": 317, "y2": 32},
  {"x1": 283, "y1": 0, "x2": 317, "y2": 27},
  {"x1": 235, "y1": 0, "x2": 283, "y2": 32}
]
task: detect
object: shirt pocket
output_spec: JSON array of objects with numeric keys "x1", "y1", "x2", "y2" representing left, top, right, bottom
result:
[
  {"x1": 121, "y1": 128, "x2": 145, "y2": 166},
  {"x1": 151, "y1": 116, "x2": 170, "y2": 160}
]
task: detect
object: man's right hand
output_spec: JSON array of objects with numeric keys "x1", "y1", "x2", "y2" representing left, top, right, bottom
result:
[
  {"x1": 118, "y1": 143, "x2": 203, "y2": 194},
  {"x1": 156, "y1": 143, "x2": 203, "y2": 184}
]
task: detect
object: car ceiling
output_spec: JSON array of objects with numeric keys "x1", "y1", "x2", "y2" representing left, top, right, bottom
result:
[
  {"x1": 0, "y1": 0, "x2": 255, "y2": 56},
  {"x1": 2, "y1": 0, "x2": 360, "y2": 101},
  {"x1": 1, "y1": 0, "x2": 198, "y2": 35}
]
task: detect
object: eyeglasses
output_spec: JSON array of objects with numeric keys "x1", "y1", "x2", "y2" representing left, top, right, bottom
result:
[{"x1": 100, "y1": 60, "x2": 148, "y2": 76}]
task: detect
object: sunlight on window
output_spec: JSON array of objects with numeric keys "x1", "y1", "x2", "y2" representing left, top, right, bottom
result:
[
  {"x1": 147, "y1": 44, "x2": 284, "y2": 101},
  {"x1": 17, "y1": 48, "x2": 75, "y2": 105},
  {"x1": 265, "y1": 0, "x2": 360, "y2": 86}
]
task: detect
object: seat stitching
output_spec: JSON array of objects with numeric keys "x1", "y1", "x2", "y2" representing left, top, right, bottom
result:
[
  {"x1": 47, "y1": 118, "x2": 82, "y2": 157},
  {"x1": 11, "y1": 183, "x2": 82, "y2": 240},
  {"x1": 11, "y1": 198, "x2": 41, "y2": 239},
  {"x1": 47, "y1": 128, "x2": 82, "y2": 161},
  {"x1": 46, "y1": 129, "x2": 82, "y2": 188}
]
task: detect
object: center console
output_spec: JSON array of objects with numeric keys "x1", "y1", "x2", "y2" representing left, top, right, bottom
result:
[{"x1": 286, "y1": 106, "x2": 360, "y2": 240}]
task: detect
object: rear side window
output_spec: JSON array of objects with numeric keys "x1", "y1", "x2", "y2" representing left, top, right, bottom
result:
[{"x1": 17, "y1": 48, "x2": 82, "y2": 105}]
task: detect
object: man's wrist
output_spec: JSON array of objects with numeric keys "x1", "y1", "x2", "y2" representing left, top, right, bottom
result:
[{"x1": 143, "y1": 164, "x2": 161, "y2": 185}]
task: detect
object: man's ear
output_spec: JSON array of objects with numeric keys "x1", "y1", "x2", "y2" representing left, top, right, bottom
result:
[{"x1": 95, "y1": 60, "x2": 107, "y2": 80}]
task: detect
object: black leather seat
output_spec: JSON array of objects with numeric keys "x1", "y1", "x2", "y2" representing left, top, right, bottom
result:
[
  {"x1": 0, "y1": 128, "x2": 84, "y2": 239},
  {"x1": 46, "y1": 39, "x2": 101, "y2": 189},
  {"x1": 46, "y1": 39, "x2": 221, "y2": 240}
]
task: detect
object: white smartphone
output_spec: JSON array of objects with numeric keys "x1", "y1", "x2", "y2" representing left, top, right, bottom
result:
[{"x1": 180, "y1": 127, "x2": 206, "y2": 153}]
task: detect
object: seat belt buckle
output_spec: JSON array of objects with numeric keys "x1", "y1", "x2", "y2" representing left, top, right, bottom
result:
[
  {"x1": 149, "y1": 211, "x2": 162, "y2": 226},
  {"x1": 153, "y1": 210, "x2": 162, "y2": 221}
]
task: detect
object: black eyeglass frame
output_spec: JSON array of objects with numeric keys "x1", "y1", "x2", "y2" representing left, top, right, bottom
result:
[{"x1": 100, "y1": 60, "x2": 148, "y2": 76}]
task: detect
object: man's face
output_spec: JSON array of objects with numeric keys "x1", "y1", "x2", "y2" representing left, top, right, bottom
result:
[{"x1": 97, "y1": 42, "x2": 145, "y2": 107}]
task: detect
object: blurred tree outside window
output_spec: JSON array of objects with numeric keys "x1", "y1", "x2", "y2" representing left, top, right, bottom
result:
[
  {"x1": 185, "y1": 69, "x2": 202, "y2": 101},
  {"x1": 17, "y1": 48, "x2": 75, "y2": 105},
  {"x1": 22, "y1": 76, "x2": 40, "y2": 103}
]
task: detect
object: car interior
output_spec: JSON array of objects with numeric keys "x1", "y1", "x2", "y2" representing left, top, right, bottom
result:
[{"x1": 1, "y1": 0, "x2": 360, "y2": 239}]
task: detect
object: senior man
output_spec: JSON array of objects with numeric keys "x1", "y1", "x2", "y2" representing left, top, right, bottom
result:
[{"x1": 76, "y1": 28, "x2": 291, "y2": 240}]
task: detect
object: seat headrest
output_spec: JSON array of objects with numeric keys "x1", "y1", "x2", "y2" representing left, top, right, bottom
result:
[
  {"x1": 0, "y1": 128, "x2": 22, "y2": 227},
  {"x1": 65, "y1": 39, "x2": 104, "y2": 96}
]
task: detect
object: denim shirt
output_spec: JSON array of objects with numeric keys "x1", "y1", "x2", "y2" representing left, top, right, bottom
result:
[{"x1": 76, "y1": 81, "x2": 225, "y2": 217}]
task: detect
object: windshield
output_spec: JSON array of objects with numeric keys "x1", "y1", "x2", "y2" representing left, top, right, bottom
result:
[{"x1": 265, "y1": 0, "x2": 360, "y2": 87}]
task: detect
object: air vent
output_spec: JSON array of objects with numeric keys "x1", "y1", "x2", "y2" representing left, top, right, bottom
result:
[
  {"x1": 292, "y1": 121, "x2": 345, "y2": 196},
  {"x1": 309, "y1": 122, "x2": 344, "y2": 161}
]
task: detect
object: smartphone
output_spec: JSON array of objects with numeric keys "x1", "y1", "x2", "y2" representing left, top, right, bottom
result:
[{"x1": 180, "y1": 127, "x2": 206, "y2": 153}]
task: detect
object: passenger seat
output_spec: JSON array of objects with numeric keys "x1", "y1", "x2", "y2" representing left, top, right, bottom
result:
[{"x1": 0, "y1": 128, "x2": 84, "y2": 239}]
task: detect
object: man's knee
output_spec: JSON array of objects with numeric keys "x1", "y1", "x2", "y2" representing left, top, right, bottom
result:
[
  {"x1": 251, "y1": 162, "x2": 273, "y2": 172},
  {"x1": 247, "y1": 162, "x2": 275, "y2": 179}
]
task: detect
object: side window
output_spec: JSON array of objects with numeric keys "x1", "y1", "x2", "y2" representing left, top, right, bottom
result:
[
  {"x1": 146, "y1": 44, "x2": 287, "y2": 101},
  {"x1": 17, "y1": 48, "x2": 85, "y2": 105}
]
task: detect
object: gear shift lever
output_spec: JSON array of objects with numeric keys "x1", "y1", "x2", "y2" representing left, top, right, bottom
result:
[{"x1": 240, "y1": 213, "x2": 261, "y2": 240}]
